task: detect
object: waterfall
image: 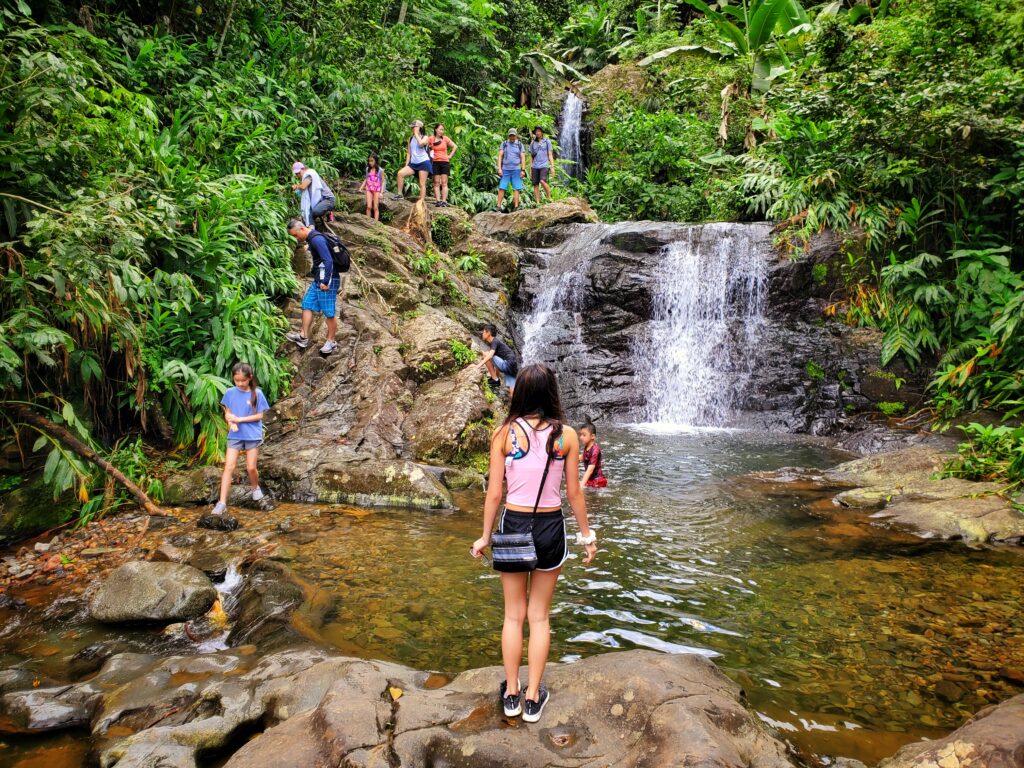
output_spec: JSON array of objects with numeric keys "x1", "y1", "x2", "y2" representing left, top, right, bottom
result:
[
  {"x1": 515, "y1": 221, "x2": 771, "y2": 426},
  {"x1": 557, "y1": 92, "x2": 585, "y2": 179},
  {"x1": 635, "y1": 224, "x2": 768, "y2": 427}
]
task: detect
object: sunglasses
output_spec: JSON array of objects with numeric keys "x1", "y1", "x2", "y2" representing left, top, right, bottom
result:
[{"x1": 470, "y1": 547, "x2": 492, "y2": 566}]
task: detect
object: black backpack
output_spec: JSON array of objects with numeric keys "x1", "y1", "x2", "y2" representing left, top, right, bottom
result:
[{"x1": 313, "y1": 231, "x2": 351, "y2": 274}]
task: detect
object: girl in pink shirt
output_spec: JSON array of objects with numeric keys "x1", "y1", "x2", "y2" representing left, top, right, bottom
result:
[
  {"x1": 471, "y1": 363, "x2": 597, "y2": 723},
  {"x1": 359, "y1": 153, "x2": 383, "y2": 220}
]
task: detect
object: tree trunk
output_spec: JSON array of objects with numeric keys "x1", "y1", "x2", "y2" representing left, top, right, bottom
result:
[
  {"x1": 13, "y1": 406, "x2": 163, "y2": 516},
  {"x1": 397, "y1": 0, "x2": 408, "y2": 24},
  {"x1": 215, "y1": 0, "x2": 238, "y2": 59}
]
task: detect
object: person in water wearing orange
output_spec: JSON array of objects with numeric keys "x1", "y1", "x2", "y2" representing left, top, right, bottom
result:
[{"x1": 579, "y1": 422, "x2": 607, "y2": 488}]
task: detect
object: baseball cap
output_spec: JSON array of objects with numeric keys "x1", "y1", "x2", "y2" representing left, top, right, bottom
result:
[
  {"x1": 291, "y1": 161, "x2": 305, "y2": 174},
  {"x1": 507, "y1": 128, "x2": 518, "y2": 136},
  {"x1": 410, "y1": 120, "x2": 424, "y2": 128}
]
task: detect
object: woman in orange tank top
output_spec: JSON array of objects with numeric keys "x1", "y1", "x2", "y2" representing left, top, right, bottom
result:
[{"x1": 471, "y1": 363, "x2": 597, "y2": 723}]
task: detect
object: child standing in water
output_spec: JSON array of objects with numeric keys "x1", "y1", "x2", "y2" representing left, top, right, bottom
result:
[
  {"x1": 579, "y1": 422, "x2": 607, "y2": 488},
  {"x1": 359, "y1": 153, "x2": 383, "y2": 220},
  {"x1": 212, "y1": 362, "x2": 271, "y2": 515}
]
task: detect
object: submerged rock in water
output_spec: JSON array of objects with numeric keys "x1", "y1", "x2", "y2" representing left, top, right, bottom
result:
[
  {"x1": 879, "y1": 694, "x2": 1024, "y2": 768},
  {"x1": 197, "y1": 513, "x2": 241, "y2": 532},
  {"x1": 89, "y1": 561, "x2": 217, "y2": 623},
  {"x1": 759, "y1": 446, "x2": 1024, "y2": 543},
  {"x1": 96, "y1": 648, "x2": 796, "y2": 768}
]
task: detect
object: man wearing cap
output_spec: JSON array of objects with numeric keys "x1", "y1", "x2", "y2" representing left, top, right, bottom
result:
[
  {"x1": 496, "y1": 128, "x2": 526, "y2": 213},
  {"x1": 291, "y1": 162, "x2": 336, "y2": 227},
  {"x1": 394, "y1": 120, "x2": 433, "y2": 202}
]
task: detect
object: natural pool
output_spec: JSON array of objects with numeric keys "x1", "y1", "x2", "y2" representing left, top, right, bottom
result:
[{"x1": 1, "y1": 426, "x2": 1023, "y2": 766}]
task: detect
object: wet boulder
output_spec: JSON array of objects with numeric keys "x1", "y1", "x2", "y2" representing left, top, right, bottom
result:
[
  {"x1": 879, "y1": 693, "x2": 1024, "y2": 768},
  {"x1": 399, "y1": 307, "x2": 474, "y2": 382},
  {"x1": 89, "y1": 561, "x2": 217, "y2": 624}
]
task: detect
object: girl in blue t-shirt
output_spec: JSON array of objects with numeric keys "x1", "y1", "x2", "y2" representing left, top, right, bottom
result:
[{"x1": 212, "y1": 362, "x2": 271, "y2": 515}]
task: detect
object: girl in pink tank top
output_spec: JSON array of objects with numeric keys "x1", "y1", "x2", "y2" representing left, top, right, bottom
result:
[{"x1": 471, "y1": 363, "x2": 597, "y2": 723}]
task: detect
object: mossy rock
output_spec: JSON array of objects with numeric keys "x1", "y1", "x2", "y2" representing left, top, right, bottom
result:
[{"x1": 0, "y1": 474, "x2": 76, "y2": 545}]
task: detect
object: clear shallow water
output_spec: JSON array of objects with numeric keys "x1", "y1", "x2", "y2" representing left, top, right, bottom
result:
[{"x1": 2, "y1": 427, "x2": 1023, "y2": 766}]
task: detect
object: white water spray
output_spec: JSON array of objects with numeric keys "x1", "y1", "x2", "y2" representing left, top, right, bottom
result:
[{"x1": 557, "y1": 92, "x2": 585, "y2": 179}]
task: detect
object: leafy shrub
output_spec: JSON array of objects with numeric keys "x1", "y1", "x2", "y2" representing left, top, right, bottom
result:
[
  {"x1": 431, "y1": 216, "x2": 456, "y2": 251},
  {"x1": 456, "y1": 250, "x2": 488, "y2": 273},
  {"x1": 450, "y1": 339, "x2": 476, "y2": 366},
  {"x1": 945, "y1": 423, "x2": 1024, "y2": 487},
  {"x1": 876, "y1": 401, "x2": 906, "y2": 417}
]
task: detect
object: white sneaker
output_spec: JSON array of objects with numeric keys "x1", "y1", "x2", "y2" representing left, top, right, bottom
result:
[
  {"x1": 320, "y1": 340, "x2": 338, "y2": 355},
  {"x1": 251, "y1": 487, "x2": 265, "y2": 502},
  {"x1": 286, "y1": 331, "x2": 310, "y2": 348},
  {"x1": 211, "y1": 501, "x2": 227, "y2": 516}
]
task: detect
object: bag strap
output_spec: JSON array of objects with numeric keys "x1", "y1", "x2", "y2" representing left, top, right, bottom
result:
[{"x1": 530, "y1": 443, "x2": 555, "y2": 531}]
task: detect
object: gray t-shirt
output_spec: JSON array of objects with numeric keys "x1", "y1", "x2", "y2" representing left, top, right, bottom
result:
[
  {"x1": 501, "y1": 140, "x2": 524, "y2": 171},
  {"x1": 530, "y1": 138, "x2": 552, "y2": 168}
]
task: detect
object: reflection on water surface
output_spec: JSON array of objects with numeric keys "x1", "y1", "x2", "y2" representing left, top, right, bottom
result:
[{"x1": 1, "y1": 427, "x2": 1022, "y2": 765}]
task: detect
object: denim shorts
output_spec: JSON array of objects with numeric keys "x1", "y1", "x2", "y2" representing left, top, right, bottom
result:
[
  {"x1": 409, "y1": 160, "x2": 433, "y2": 175},
  {"x1": 301, "y1": 276, "x2": 343, "y2": 319},
  {"x1": 227, "y1": 439, "x2": 263, "y2": 451},
  {"x1": 499, "y1": 170, "x2": 524, "y2": 191},
  {"x1": 492, "y1": 355, "x2": 517, "y2": 388}
]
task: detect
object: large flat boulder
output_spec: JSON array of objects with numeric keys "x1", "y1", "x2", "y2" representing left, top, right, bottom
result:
[
  {"x1": 472, "y1": 198, "x2": 599, "y2": 247},
  {"x1": 403, "y1": 365, "x2": 492, "y2": 463},
  {"x1": 89, "y1": 561, "x2": 217, "y2": 623},
  {"x1": 756, "y1": 446, "x2": 1024, "y2": 544},
  {"x1": 879, "y1": 693, "x2": 1024, "y2": 768},
  {"x1": 93, "y1": 649, "x2": 796, "y2": 768}
]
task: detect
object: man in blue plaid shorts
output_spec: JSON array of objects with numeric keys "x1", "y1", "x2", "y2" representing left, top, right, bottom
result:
[{"x1": 286, "y1": 219, "x2": 343, "y2": 355}]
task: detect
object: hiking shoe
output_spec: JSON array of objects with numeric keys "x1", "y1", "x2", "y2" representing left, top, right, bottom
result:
[
  {"x1": 286, "y1": 331, "x2": 310, "y2": 349},
  {"x1": 500, "y1": 680, "x2": 522, "y2": 717},
  {"x1": 487, "y1": 378, "x2": 501, "y2": 393},
  {"x1": 211, "y1": 501, "x2": 227, "y2": 516},
  {"x1": 522, "y1": 686, "x2": 549, "y2": 723},
  {"x1": 251, "y1": 487, "x2": 265, "y2": 502},
  {"x1": 320, "y1": 340, "x2": 339, "y2": 355},
  {"x1": 389, "y1": 193, "x2": 404, "y2": 201}
]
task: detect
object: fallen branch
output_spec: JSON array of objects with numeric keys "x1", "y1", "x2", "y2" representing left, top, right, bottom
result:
[{"x1": 12, "y1": 405, "x2": 163, "y2": 516}]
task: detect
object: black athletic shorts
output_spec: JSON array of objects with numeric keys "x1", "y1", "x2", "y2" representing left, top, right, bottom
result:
[
  {"x1": 531, "y1": 167, "x2": 550, "y2": 185},
  {"x1": 496, "y1": 508, "x2": 567, "y2": 571},
  {"x1": 433, "y1": 161, "x2": 451, "y2": 176}
]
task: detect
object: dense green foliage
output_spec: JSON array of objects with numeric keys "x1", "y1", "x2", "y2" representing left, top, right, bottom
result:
[
  {"x1": 3, "y1": 0, "x2": 1024, "y2": 517},
  {"x1": 0, "y1": 0, "x2": 559, "y2": 515}
]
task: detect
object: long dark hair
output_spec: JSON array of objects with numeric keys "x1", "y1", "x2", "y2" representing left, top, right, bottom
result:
[
  {"x1": 232, "y1": 361, "x2": 258, "y2": 410},
  {"x1": 433, "y1": 123, "x2": 444, "y2": 138},
  {"x1": 367, "y1": 152, "x2": 379, "y2": 172},
  {"x1": 501, "y1": 363, "x2": 565, "y2": 456}
]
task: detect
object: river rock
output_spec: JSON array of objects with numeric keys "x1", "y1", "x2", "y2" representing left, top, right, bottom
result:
[
  {"x1": 89, "y1": 561, "x2": 217, "y2": 623},
  {"x1": 197, "y1": 513, "x2": 241, "y2": 531},
  {"x1": 760, "y1": 446, "x2": 1024, "y2": 543},
  {"x1": 473, "y1": 198, "x2": 599, "y2": 246},
  {"x1": 226, "y1": 560, "x2": 307, "y2": 649},
  {"x1": 403, "y1": 365, "x2": 493, "y2": 462},
  {"x1": 94, "y1": 649, "x2": 796, "y2": 768},
  {"x1": 310, "y1": 458, "x2": 453, "y2": 509},
  {"x1": 162, "y1": 466, "x2": 218, "y2": 505},
  {"x1": 879, "y1": 693, "x2": 1024, "y2": 768}
]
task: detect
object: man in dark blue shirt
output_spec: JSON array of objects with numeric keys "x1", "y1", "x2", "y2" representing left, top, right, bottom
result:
[{"x1": 286, "y1": 219, "x2": 342, "y2": 355}]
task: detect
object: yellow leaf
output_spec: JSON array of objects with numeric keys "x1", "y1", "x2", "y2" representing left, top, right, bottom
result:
[
  {"x1": 388, "y1": 686, "x2": 403, "y2": 701},
  {"x1": 78, "y1": 484, "x2": 90, "y2": 503}
]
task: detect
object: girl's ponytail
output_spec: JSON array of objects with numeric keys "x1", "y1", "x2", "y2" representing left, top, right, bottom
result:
[{"x1": 231, "y1": 362, "x2": 258, "y2": 410}]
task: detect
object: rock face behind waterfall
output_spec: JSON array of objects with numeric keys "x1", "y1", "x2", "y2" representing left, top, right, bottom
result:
[{"x1": 507, "y1": 217, "x2": 923, "y2": 434}]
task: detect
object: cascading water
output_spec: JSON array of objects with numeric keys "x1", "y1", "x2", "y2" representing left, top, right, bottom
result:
[
  {"x1": 516, "y1": 220, "x2": 772, "y2": 426},
  {"x1": 635, "y1": 223, "x2": 769, "y2": 427},
  {"x1": 556, "y1": 91, "x2": 585, "y2": 179}
]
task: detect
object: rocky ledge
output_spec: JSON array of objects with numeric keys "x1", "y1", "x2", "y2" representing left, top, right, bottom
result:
[
  {"x1": 159, "y1": 196, "x2": 600, "y2": 513},
  {"x1": 1, "y1": 648, "x2": 796, "y2": 768},
  {"x1": 753, "y1": 446, "x2": 1024, "y2": 544}
]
